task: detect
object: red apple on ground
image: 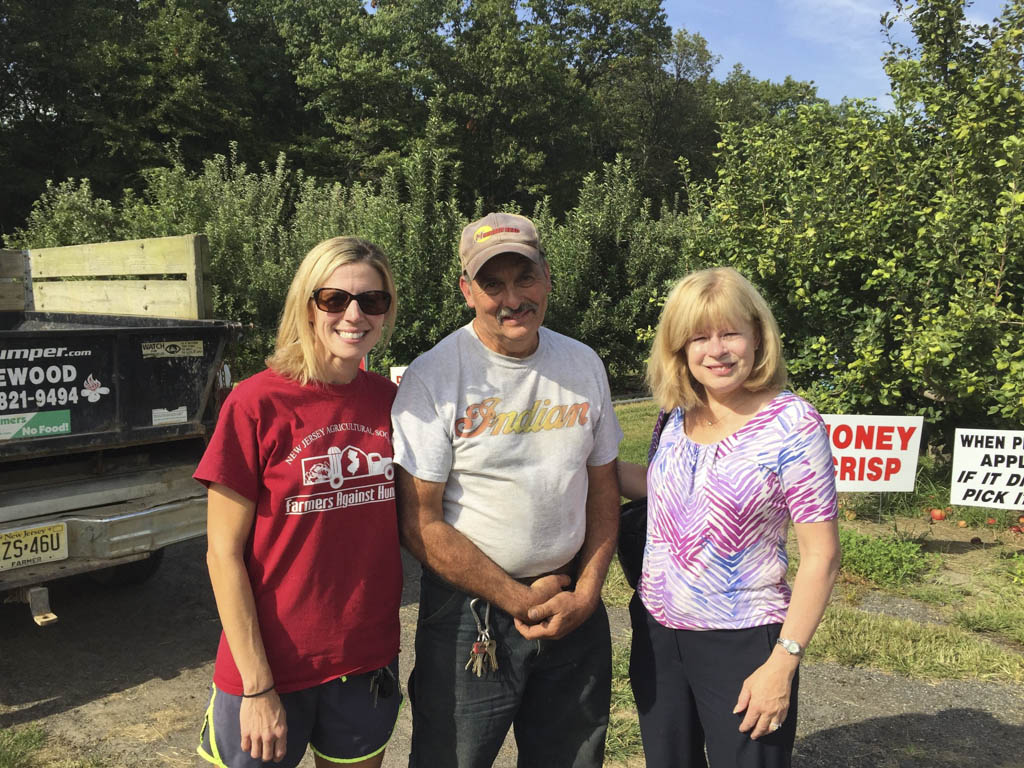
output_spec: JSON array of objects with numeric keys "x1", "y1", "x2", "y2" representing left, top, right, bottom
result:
[
  {"x1": 957, "y1": 520, "x2": 968, "y2": 528},
  {"x1": 929, "y1": 508, "x2": 946, "y2": 521},
  {"x1": 986, "y1": 517, "x2": 998, "y2": 525}
]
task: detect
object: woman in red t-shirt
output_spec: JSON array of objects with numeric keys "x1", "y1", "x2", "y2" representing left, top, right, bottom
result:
[{"x1": 195, "y1": 237, "x2": 402, "y2": 768}]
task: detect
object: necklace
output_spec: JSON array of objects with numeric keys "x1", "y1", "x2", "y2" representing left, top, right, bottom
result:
[{"x1": 692, "y1": 407, "x2": 723, "y2": 428}]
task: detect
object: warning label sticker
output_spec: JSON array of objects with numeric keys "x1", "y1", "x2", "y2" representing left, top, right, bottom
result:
[{"x1": 141, "y1": 341, "x2": 203, "y2": 358}]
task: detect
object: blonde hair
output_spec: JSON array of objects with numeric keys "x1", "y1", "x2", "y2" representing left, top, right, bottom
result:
[
  {"x1": 647, "y1": 267, "x2": 786, "y2": 411},
  {"x1": 266, "y1": 237, "x2": 397, "y2": 384}
]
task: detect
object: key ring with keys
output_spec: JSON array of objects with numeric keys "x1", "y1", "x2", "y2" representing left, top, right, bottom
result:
[{"x1": 465, "y1": 597, "x2": 499, "y2": 677}]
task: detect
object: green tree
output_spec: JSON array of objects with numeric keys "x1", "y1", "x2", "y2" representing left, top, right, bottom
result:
[
  {"x1": 273, "y1": 0, "x2": 671, "y2": 213},
  {"x1": 712, "y1": 63, "x2": 824, "y2": 125},
  {"x1": 0, "y1": 0, "x2": 140, "y2": 233},
  {"x1": 590, "y1": 28, "x2": 721, "y2": 203},
  {"x1": 542, "y1": 156, "x2": 692, "y2": 385},
  {"x1": 671, "y1": 0, "x2": 1024, "y2": 441},
  {"x1": 0, "y1": 0, "x2": 260, "y2": 235},
  {"x1": 111, "y1": 0, "x2": 252, "y2": 166},
  {"x1": 223, "y1": 0, "x2": 317, "y2": 167},
  {"x1": 271, "y1": 0, "x2": 438, "y2": 180}
]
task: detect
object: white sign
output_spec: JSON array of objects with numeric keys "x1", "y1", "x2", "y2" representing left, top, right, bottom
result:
[
  {"x1": 390, "y1": 366, "x2": 408, "y2": 385},
  {"x1": 821, "y1": 414, "x2": 924, "y2": 492},
  {"x1": 951, "y1": 428, "x2": 1024, "y2": 510},
  {"x1": 152, "y1": 406, "x2": 188, "y2": 426}
]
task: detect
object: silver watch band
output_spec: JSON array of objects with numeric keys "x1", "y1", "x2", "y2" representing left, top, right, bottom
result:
[{"x1": 776, "y1": 637, "x2": 803, "y2": 656}]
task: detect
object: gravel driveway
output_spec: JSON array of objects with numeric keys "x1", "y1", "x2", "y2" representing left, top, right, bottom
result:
[{"x1": 1, "y1": 539, "x2": 1021, "y2": 767}]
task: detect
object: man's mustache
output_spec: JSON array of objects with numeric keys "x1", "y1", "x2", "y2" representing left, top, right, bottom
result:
[{"x1": 497, "y1": 301, "x2": 539, "y2": 321}]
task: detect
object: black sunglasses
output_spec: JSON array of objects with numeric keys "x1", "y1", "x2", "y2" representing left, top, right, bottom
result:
[{"x1": 311, "y1": 287, "x2": 391, "y2": 315}]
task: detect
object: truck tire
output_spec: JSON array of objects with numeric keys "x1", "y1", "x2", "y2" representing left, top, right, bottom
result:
[{"x1": 91, "y1": 549, "x2": 165, "y2": 587}]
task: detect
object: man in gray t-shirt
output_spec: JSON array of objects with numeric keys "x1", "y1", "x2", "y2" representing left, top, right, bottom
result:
[{"x1": 392, "y1": 212, "x2": 623, "y2": 768}]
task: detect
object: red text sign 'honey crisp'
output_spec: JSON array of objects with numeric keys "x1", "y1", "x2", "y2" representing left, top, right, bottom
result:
[{"x1": 821, "y1": 414, "x2": 924, "y2": 492}]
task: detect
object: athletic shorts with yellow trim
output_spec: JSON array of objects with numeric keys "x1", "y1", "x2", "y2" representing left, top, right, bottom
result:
[{"x1": 197, "y1": 657, "x2": 402, "y2": 768}]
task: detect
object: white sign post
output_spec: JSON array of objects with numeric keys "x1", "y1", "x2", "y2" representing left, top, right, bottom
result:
[
  {"x1": 951, "y1": 428, "x2": 1024, "y2": 510},
  {"x1": 821, "y1": 414, "x2": 924, "y2": 492},
  {"x1": 389, "y1": 366, "x2": 408, "y2": 386}
]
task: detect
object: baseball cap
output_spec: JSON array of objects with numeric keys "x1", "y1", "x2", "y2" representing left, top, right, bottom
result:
[{"x1": 459, "y1": 213, "x2": 542, "y2": 280}]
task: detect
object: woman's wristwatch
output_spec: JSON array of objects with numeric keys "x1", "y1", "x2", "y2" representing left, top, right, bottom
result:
[{"x1": 776, "y1": 637, "x2": 804, "y2": 656}]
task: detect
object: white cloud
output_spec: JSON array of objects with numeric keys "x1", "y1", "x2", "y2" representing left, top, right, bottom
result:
[
  {"x1": 777, "y1": 0, "x2": 897, "y2": 103},
  {"x1": 779, "y1": 0, "x2": 889, "y2": 52}
]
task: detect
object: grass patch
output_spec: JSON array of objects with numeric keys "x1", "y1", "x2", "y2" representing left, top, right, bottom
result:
[
  {"x1": 839, "y1": 526, "x2": 933, "y2": 586},
  {"x1": 903, "y1": 582, "x2": 970, "y2": 605},
  {"x1": 0, "y1": 727, "x2": 45, "y2": 768},
  {"x1": 953, "y1": 601, "x2": 1024, "y2": 646},
  {"x1": 603, "y1": 556, "x2": 635, "y2": 608},
  {"x1": 0, "y1": 727, "x2": 107, "y2": 768},
  {"x1": 809, "y1": 603, "x2": 1024, "y2": 683},
  {"x1": 1005, "y1": 551, "x2": 1024, "y2": 586},
  {"x1": 604, "y1": 642, "x2": 643, "y2": 766},
  {"x1": 613, "y1": 400, "x2": 660, "y2": 466}
]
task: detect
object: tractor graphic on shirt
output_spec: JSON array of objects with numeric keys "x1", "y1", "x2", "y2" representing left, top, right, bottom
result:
[{"x1": 301, "y1": 446, "x2": 394, "y2": 489}]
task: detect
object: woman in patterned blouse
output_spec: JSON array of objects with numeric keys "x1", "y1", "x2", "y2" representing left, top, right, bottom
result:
[{"x1": 618, "y1": 267, "x2": 841, "y2": 768}]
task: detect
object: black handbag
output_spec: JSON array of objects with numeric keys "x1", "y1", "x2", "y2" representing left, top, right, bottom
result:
[
  {"x1": 617, "y1": 497, "x2": 648, "y2": 589},
  {"x1": 617, "y1": 409, "x2": 669, "y2": 590}
]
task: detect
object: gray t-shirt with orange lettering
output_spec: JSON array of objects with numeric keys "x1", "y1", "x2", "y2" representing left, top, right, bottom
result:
[{"x1": 391, "y1": 323, "x2": 623, "y2": 578}]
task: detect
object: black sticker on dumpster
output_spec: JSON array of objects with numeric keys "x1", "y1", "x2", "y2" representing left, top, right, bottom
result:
[
  {"x1": 141, "y1": 340, "x2": 203, "y2": 358},
  {"x1": 0, "y1": 341, "x2": 115, "y2": 439}
]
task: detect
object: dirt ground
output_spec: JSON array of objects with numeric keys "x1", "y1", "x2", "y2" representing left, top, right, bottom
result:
[{"x1": 1, "y1": 539, "x2": 1023, "y2": 768}]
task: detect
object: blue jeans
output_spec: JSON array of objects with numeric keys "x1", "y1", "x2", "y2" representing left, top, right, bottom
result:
[{"x1": 408, "y1": 567, "x2": 611, "y2": 768}]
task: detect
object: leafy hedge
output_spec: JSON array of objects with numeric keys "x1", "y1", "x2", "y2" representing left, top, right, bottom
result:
[{"x1": 6, "y1": 147, "x2": 677, "y2": 386}]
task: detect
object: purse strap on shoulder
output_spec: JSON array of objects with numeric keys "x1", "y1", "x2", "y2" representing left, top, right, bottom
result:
[{"x1": 647, "y1": 408, "x2": 670, "y2": 462}]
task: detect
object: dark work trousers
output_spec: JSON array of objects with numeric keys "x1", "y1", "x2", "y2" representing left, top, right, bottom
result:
[
  {"x1": 408, "y1": 566, "x2": 611, "y2": 768},
  {"x1": 629, "y1": 593, "x2": 798, "y2": 768}
]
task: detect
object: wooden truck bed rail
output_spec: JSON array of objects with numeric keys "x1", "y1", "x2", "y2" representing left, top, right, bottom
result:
[{"x1": 0, "y1": 234, "x2": 213, "y2": 320}]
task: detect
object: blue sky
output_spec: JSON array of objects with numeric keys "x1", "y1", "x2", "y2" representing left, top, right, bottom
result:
[{"x1": 662, "y1": 0, "x2": 1008, "y2": 107}]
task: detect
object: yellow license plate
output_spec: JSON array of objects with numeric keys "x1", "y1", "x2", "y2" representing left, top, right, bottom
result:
[{"x1": 0, "y1": 523, "x2": 69, "y2": 572}]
